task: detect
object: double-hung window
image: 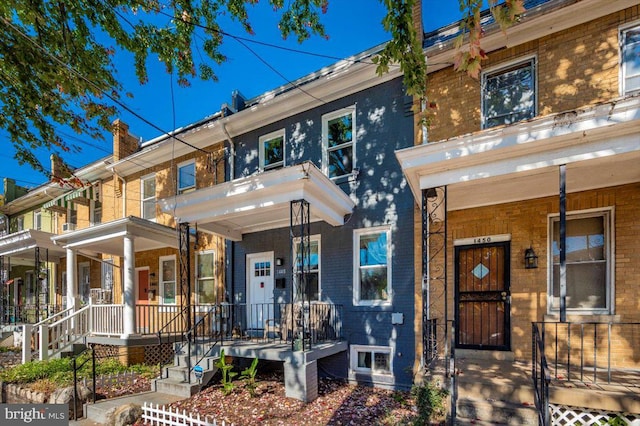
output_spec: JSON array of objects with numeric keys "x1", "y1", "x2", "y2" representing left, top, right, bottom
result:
[
  {"x1": 160, "y1": 255, "x2": 177, "y2": 305},
  {"x1": 141, "y1": 174, "x2": 156, "y2": 221},
  {"x1": 482, "y1": 58, "x2": 536, "y2": 129},
  {"x1": 34, "y1": 210, "x2": 42, "y2": 231},
  {"x1": 322, "y1": 107, "x2": 356, "y2": 179},
  {"x1": 621, "y1": 23, "x2": 640, "y2": 94},
  {"x1": 177, "y1": 160, "x2": 195, "y2": 194},
  {"x1": 196, "y1": 251, "x2": 216, "y2": 304},
  {"x1": 354, "y1": 227, "x2": 391, "y2": 305},
  {"x1": 549, "y1": 208, "x2": 613, "y2": 314},
  {"x1": 293, "y1": 236, "x2": 321, "y2": 302},
  {"x1": 259, "y1": 130, "x2": 285, "y2": 171}
]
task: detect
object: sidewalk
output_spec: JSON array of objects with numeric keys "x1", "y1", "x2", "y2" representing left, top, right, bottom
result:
[{"x1": 70, "y1": 391, "x2": 184, "y2": 425}]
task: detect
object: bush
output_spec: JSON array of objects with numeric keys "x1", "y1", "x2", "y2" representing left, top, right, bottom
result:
[{"x1": 411, "y1": 381, "x2": 448, "y2": 425}]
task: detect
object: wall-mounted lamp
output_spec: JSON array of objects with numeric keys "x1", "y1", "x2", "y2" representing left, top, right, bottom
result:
[
  {"x1": 276, "y1": 258, "x2": 284, "y2": 266},
  {"x1": 524, "y1": 246, "x2": 538, "y2": 269}
]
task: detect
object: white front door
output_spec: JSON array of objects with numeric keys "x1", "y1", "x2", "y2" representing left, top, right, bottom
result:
[{"x1": 247, "y1": 252, "x2": 274, "y2": 330}]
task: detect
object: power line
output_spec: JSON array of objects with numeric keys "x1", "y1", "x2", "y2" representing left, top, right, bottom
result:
[{"x1": 1, "y1": 16, "x2": 213, "y2": 158}]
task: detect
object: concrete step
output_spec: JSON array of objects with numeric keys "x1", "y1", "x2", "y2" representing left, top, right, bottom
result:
[
  {"x1": 457, "y1": 375, "x2": 535, "y2": 405},
  {"x1": 85, "y1": 391, "x2": 182, "y2": 424},
  {"x1": 457, "y1": 398, "x2": 538, "y2": 425}
]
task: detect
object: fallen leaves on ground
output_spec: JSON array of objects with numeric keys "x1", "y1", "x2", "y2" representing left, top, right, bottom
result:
[{"x1": 138, "y1": 373, "x2": 418, "y2": 425}]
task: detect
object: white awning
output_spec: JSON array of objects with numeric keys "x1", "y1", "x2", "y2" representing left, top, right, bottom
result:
[
  {"x1": 160, "y1": 162, "x2": 355, "y2": 241},
  {"x1": 0, "y1": 229, "x2": 66, "y2": 261}
]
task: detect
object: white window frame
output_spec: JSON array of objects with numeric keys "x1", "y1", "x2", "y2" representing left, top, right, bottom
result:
[
  {"x1": 259, "y1": 129, "x2": 286, "y2": 172},
  {"x1": 547, "y1": 207, "x2": 614, "y2": 315},
  {"x1": 159, "y1": 255, "x2": 177, "y2": 306},
  {"x1": 353, "y1": 226, "x2": 392, "y2": 306},
  {"x1": 16, "y1": 216, "x2": 24, "y2": 231},
  {"x1": 140, "y1": 173, "x2": 157, "y2": 221},
  {"x1": 293, "y1": 235, "x2": 321, "y2": 302},
  {"x1": 620, "y1": 21, "x2": 640, "y2": 95},
  {"x1": 34, "y1": 210, "x2": 42, "y2": 231},
  {"x1": 349, "y1": 345, "x2": 393, "y2": 378},
  {"x1": 177, "y1": 160, "x2": 196, "y2": 194},
  {"x1": 322, "y1": 106, "x2": 356, "y2": 179},
  {"x1": 481, "y1": 56, "x2": 537, "y2": 129},
  {"x1": 196, "y1": 250, "x2": 216, "y2": 305},
  {"x1": 90, "y1": 182, "x2": 102, "y2": 226}
]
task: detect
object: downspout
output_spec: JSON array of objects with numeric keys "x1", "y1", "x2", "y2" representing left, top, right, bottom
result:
[{"x1": 221, "y1": 122, "x2": 236, "y2": 302}]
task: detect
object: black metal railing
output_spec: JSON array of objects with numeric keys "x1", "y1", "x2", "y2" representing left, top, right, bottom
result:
[
  {"x1": 534, "y1": 321, "x2": 640, "y2": 387},
  {"x1": 0, "y1": 304, "x2": 64, "y2": 325},
  {"x1": 424, "y1": 318, "x2": 438, "y2": 367},
  {"x1": 446, "y1": 319, "x2": 457, "y2": 424},
  {"x1": 532, "y1": 322, "x2": 551, "y2": 426}
]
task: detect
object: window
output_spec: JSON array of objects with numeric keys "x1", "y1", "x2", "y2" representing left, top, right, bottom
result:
[
  {"x1": 482, "y1": 58, "x2": 536, "y2": 129},
  {"x1": 293, "y1": 236, "x2": 321, "y2": 302},
  {"x1": 177, "y1": 160, "x2": 195, "y2": 194},
  {"x1": 91, "y1": 185, "x2": 102, "y2": 225},
  {"x1": 322, "y1": 107, "x2": 356, "y2": 178},
  {"x1": 353, "y1": 227, "x2": 391, "y2": 305},
  {"x1": 141, "y1": 174, "x2": 156, "y2": 220},
  {"x1": 101, "y1": 258, "x2": 114, "y2": 292},
  {"x1": 196, "y1": 251, "x2": 216, "y2": 304},
  {"x1": 67, "y1": 207, "x2": 77, "y2": 225},
  {"x1": 16, "y1": 216, "x2": 24, "y2": 231},
  {"x1": 350, "y1": 345, "x2": 392, "y2": 375},
  {"x1": 259, "y1": 130, "x2": 285, "y2": 171},
  {"x1": 621, "y1": 24, "x2": 640, "y2": 94},
  {"x1": 160, "y1": 256, "x2": 177, "y2": 305},
  {"x1": 34, "y1": 210, "x2": 42, "y2": 231},
  {"x1": 549, "y1": 209, "x2": 613, "y2": 314}
]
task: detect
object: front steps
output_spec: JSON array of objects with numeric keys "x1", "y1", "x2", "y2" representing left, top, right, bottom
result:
[
  {"x1": 453, "y1": 353, "x2": 538, "y2": 425},
  {"x1": 154, "y1": 342, "x2": 220, "y2": 398}
]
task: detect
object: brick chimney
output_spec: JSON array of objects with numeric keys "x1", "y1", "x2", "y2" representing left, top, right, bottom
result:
[
  {"x1": 50, "y1": 154, "x2": 71, "y2": 181},
  {"x1": 112, "y1": 119, "x2": 139, "y2": 161},
  {"x1": 412, "y1": 0, "x2": 424, "y2": 47}
]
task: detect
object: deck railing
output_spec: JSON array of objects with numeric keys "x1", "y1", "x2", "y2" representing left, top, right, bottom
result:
[
  {"x1": 534, "y1": 321, "x2": 640, "y2": 387},
  {"x1": 532, "y1": 322, "x2": 551, "y2": 426}
]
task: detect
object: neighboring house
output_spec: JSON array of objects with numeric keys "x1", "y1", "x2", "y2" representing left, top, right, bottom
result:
[
  {"x1": 0, "y1": 170, "x2": 67, "y2": 323},
  {"x1": 397, "y1": 0, "x2": 640, "y2": 423}
]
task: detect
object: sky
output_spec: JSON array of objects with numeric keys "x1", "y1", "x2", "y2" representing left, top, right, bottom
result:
[{"x1": 1, "y1": 0, "x2": 465, "y2": 194}]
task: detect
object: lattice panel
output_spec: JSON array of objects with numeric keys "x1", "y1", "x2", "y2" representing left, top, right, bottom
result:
[
  {"x1": 93, "y1": 344, "x2": 119, "y2": 358},
  {"x1": 550, "y1": 404, "x2": 639, "y2": 425},
  {"x1": 144, "y1": 343, "x2": 174, "y2": 366}
]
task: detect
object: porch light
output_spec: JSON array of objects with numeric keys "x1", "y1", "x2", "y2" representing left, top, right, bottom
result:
[{"x1": 524, "y1": 246, "x2": 538, "y2": 269}]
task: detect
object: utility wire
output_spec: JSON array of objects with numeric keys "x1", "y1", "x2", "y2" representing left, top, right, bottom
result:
[{"x1": 1, "y1": 16, "x2": 212, "y2": 157}]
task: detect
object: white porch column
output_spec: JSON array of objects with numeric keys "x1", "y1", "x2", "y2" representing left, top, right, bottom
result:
[
  {"x1": 122, "y1": 234, "x2": 136, "y2": 337},
  {"x1": 66, "y1": 248, "x2": 79, "y2": 311}
]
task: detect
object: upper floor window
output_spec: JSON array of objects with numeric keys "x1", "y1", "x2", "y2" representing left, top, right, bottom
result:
[
  {"x1": 353, "y1": 227, "x2": 391, "y2": 306},
  {"x1": 91, "y1": 184, "x2": 102, "y2": 225},
  {"x1": 34, "y1": 210, "x2": 42, "y2": 231},
  {"x1": 196, "y1": 251, "x2": 216, "y2": 304},
  {"x1": 177, "y1": 160, "x2": 195, "y2": 194},
  {"x1": 482, "y1": 58, "x2": 536, "y2": 129},
  {"x1": 259, "y1": 130, "x2": 285, "y2": 171},
  {"x1": 294, "y1": 235, "x2": 321, "y2": 302},
  {"x1": 322, "y1": 107, "x2": 356, "y2": 179},
  {"x1": 548, "y1": 208, "x2": 613, "y2": 315},
  {"x1": 16, "y1": 216, "x2": 24, "y2": 231},
  {"x1": 621, "y1": 23, "x2": 640, "y2": 94},
  {"x1": 141, "y1": 174, "x2": 156, "y2": 221},
  {"x1": 67, "y1": 207, "x2": 77, "y2": 225}
]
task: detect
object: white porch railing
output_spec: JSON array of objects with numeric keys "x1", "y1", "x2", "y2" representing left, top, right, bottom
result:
[
  {"x1": 91, "y1": 304, "x2": 124, "y2": 336},
  {"x1": 23, "y1": 305, "x2": 90, "y2": 362}
]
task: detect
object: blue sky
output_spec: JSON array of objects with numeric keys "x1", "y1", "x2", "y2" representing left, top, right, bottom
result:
[{"x1": 1, "y1": 0, "x2": 464, "y2": 194}]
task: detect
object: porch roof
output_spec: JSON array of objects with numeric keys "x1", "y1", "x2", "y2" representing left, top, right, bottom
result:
[
  {"x1": 396, "y1": 95, "x2": 640, "y2": 211},
  {"x1": 0, "y1": 229, "x2": 66, "y2": 263},
  {"x1": 51, "y1": 216, "x2": 178, "y2": 257},
  {"x1": 160, "y1": 162, "x2": 355, "y2": 241}
]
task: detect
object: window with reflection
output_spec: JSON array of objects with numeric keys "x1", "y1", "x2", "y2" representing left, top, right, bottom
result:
[
  {"x1": 259, "y1": 130, "x2": 285, "y2": 171},
  {"x1": 549, "y1": 210, "x2": 612, "y2": 313},
  {"x1": 160, "y1": 256, "x2": 176, "y2": 305},
  {"x1": 294, "y1": 236, "x2": 320, "y2": 301},
  {"x1": 622, "y1": 24, "x2": 640, "y2": 94},
  {"x1": 197, "y1": 251, "x2": 216, "y2": 304},
  {"x1": 354, "y1": 227, "x2": 391, "y2": 305},
  {"x1": 322, "y1": 107, "x2": 355, "y2": 178}
]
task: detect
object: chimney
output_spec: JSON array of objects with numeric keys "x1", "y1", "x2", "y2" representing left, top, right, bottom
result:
[
  {"x1": 50, "y1": 154, "x2": 71, "y2": 182},
  {"x1": 112, "y1": 119, "x2": 139, "y2": 162},
  {"x1": 412, "y1": 0, "x2": 424, "y2": 47}
]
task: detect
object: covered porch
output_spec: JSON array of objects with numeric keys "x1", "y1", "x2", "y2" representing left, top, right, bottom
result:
[
  {"x1": 397, "y1": 96, "x2": 640, "y2": 422},
  {"x1": 0, "y1": 229, "x2": 65, "y2": 325}
]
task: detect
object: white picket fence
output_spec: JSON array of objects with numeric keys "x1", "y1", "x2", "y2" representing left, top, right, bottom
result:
[{"x1": 142, "y1": 403, "x2": 232, "y2": 426}]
